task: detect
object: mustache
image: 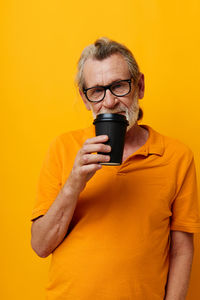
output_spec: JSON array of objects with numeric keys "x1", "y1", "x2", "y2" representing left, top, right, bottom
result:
[{"x1": 98, "y1": 107, "x2": 128, "y2": 115}]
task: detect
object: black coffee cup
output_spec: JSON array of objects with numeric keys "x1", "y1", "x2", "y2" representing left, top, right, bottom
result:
[{"x1": 93, "y1": 113, "x2": 129, "y2": 165}]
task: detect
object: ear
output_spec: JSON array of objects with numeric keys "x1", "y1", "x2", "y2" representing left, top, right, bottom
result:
[
  {"x1": 79, "y1": 88, "x2": 91, "y2": 111},
  {"x1": 137, "y1": 73, "x2": 145, "y2": 99}
]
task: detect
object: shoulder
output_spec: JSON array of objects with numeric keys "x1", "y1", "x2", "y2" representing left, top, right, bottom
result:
[
  {"x1": 162, "y1": 132, "x2": 193, "y2": 161},
  {"x1": 47, "y1": 126, "x2": 95, "y2": 154},
  {"x1": 147, "y1": 125, "x2": 194, "y2": 165}
]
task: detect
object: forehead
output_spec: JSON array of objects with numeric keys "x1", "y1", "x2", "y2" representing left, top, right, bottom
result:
[{"x1": 83, "y1": 53, "x2": 130, "y2": 88}]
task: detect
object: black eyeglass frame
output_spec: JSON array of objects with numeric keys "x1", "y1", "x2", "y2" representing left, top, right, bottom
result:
[{"x1": 83, "y1": 78, "x2": 132, "y2": 103}]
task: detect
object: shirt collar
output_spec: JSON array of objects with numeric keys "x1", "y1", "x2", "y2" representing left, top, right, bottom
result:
[{"x1": 138, "y1": 124, "x2": 165, "y2": 157}]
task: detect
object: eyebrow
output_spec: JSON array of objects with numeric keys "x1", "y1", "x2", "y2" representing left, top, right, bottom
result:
[{"x1": 86, "y1": 78, "x2": 128, "y2": 89}]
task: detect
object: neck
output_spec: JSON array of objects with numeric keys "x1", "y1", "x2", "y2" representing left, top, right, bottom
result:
[{"x1": 124, "y1": 122, "x2": 148, "y2": 149}]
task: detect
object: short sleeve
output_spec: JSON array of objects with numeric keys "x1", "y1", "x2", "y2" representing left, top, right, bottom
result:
[
  {"x1": 170, "y1": 152, "x2": 200, "y2": 233},
  {"x1": 31, "y1": 137, "x2": 62, "y2": 221}
]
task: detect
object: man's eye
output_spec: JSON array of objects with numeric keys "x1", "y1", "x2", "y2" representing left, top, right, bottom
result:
[
  {"x1": 113, "y1": 84, "x2": 122, "y2": 88},
  {"x1": 93, "y1": 88, "x2": 103, "y2": 94},
  {"x1": 112, "y1": 83, "x2": 124, "y2": 91}
]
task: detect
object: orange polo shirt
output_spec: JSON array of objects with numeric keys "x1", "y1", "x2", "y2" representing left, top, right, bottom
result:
[{"x1": 31, "y1": 124, "x2": 200, "y2": 300}]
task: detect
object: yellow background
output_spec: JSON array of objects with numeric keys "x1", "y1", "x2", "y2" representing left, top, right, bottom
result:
[{"x1": 1, "y1": 0, "x2": 200, "y2": 299}]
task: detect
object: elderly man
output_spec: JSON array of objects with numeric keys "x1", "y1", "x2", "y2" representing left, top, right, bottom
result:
[{"x1": 31, "y1": 37, "x2": 200, "y2": 300}]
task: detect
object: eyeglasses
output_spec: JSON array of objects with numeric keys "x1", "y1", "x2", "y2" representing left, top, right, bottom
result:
[{"x1": 83, "y1": 78, "x2": 132, "y2": 103}]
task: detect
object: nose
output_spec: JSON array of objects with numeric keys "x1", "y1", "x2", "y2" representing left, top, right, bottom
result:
[{"x1": 102, "y1": 89, "x2": 119, "y2": 109}]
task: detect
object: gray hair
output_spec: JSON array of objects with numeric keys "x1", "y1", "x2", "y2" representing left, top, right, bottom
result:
[{"x1": 76, "y1": 37, "x2": 143, "y2": 120}]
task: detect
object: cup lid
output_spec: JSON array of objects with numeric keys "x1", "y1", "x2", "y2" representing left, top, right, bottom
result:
[{"x1": 93, "y1": 113, "x2": 129, "y2": 125}]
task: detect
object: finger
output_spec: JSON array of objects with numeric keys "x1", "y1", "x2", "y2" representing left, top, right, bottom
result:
[
  {"x1": 81, "y1": 164, "x2": 102, "y2": 174},
  {"x1": 81, "y1": 153, "x2": 110, "y2": 165},
  {"x1": 84, "y1": 135, "x2": 109, "y2": 145},
  {"x1": 82, "y1": 143, "x2": 111, "y2": 154}
]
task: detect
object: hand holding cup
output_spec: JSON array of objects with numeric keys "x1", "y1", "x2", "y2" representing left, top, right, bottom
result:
[{"x1": 66, "y1": 135, "x2": 111, "y2": 195}]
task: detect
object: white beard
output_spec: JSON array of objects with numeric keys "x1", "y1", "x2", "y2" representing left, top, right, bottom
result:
[
  {"x1": 125, "y1": 91, "x2": 140, "y2": 131},
  {"x1": 90, "y1": 91, "x2": 140, "y2": 131}
]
